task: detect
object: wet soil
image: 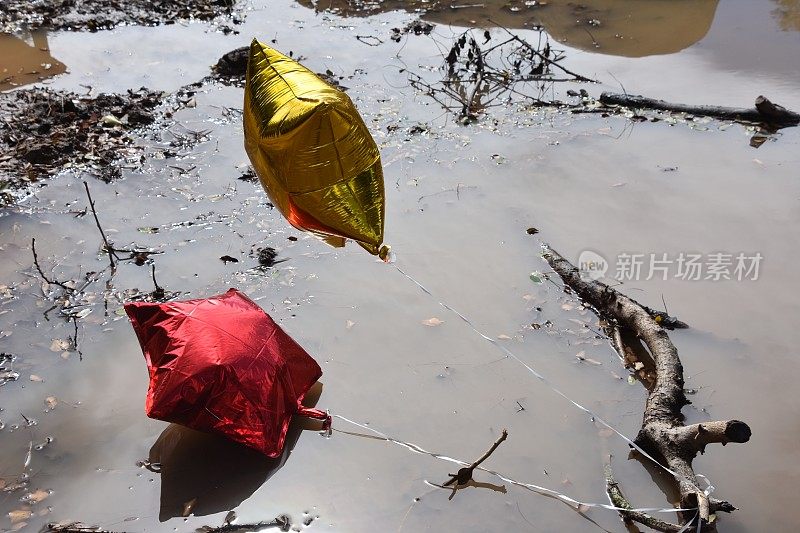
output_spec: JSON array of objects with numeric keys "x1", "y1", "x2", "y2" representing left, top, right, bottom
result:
[
  {"x1": 0, "y1": 0, "x2": 242, "y2": 34},
  {"x1": 0, "y1": 87, "x2": 164, "y2": 200}
]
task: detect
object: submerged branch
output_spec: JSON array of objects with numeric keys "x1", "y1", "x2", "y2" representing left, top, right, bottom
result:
[
  {"x1": 599, "y1": 92, "x2": 800, "y2": 128},
  {"x1": 604, "y1": 463, "x2": 684, "y2": 533},
  {"x1": 541, "y1": 243, "x2": 750, "y2": 530}
]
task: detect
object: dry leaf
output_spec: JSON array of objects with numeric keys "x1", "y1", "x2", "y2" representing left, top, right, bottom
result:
[
  {"x1": 29, "y1": 375, "x2": 43, "y2": 382},
  {"x1": 45, "y1": 396, "x2": 57, "y2": 409},
  {"x1": 575, "y1": 352, "x2": 603, "y2": 365},
  {"x1": 49, "y1": 339, "x2": 69, "y2": 352},
  {"x1": 345, "y1": 320, "x2": 355, "y2": 330},
  {"x1": 9, "y1": 509, "x2": 32, "y2": 524},
  {"x1": 25, "y1": 489, "x2": 49, "y2": 504},
  {"x1": 497, "y1": 334, "x2": 511, "y2": 340},
  {"x1": 422, "y1": 317, "x2": 443, "y2": 327}
]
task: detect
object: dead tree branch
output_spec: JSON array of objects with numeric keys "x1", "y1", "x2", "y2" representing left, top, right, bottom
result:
[
  {"x1": 599, "y1": 92, "x2": 799, "y2": 128},
  {"x1": 45, "y1": 523, "x2": 118, "y2": 533},
  {"x1": 541, "y1": 244, "x2": 750, "y2": 530},
  {"x1": 196, "y1": 515, "x2": 291, "y2": 532}
]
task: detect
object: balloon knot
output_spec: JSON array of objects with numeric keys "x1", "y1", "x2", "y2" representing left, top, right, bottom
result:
[{"x1": 378, "y1": 244, "x2": 392, "y2": 262}]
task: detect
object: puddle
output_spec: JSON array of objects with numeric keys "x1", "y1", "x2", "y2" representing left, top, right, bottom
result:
[
  {"x1": 1, "y1": 1, "x2": 799, "y2": 532},
  {"x1": 0, "y1": 31, "x2": 66, "y2": 92},
  {"x1": 298, "y1": 0, "x2": 721, "y2": 57}
]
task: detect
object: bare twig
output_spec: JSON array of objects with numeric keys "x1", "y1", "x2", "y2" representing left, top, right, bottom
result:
[
  {"x1": 443, "y1": 429, "x2": 508, "y2": 487},
  {"x1": 31, "y1": 237, "x2": 73, "y2": 292},
  {"x1": 45, "y1": 523, "x2": 118, "y2": 533},
  {"x1": 151, "y1": 264, "x2": 165, "y2": 300},
  {"x1": 83, "y1": 181, "x2": 117, "y2": 272},
  {"x1": 492, "y1": 23, "x2": 598, "y2": 83},
  {"x1": 197, "y1": 515, "x2": 291, "y2": 532}
]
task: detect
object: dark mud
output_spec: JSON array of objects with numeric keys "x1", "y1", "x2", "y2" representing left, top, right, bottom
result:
[
  {"x1": 211, "y1": 45, "x2": 249, "y2": 86},
  {"x1": 0, "y1": 87, "x2": 163, "y2": 200},
  {"x1": 0, "y1": 0, "x2": 242, "y2": 34},
  {"x1": 211, "y1": 46, "x2": 351, "y2": 91}
]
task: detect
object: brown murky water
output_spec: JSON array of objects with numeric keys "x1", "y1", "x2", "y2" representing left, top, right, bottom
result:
[{"x1": 1, "y1": 1, "x2": 799, "y2": 532}]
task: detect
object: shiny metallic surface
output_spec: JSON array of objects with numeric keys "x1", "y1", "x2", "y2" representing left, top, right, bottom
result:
[
  {"x1": 244, "y1": 39, "x2": 386, "y2": 256},
  {"x1": 125, "y1": 289, "x2": 329, "y2": 458}
]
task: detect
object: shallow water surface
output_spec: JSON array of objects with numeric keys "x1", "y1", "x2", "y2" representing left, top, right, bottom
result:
[{"x1": 1, "y1": 1, "x2": 799, "y2": 532}]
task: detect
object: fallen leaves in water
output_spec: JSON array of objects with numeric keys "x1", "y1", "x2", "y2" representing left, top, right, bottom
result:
[
  {"x1": 49, "y1": 339, "x2": 70, "y2": 352},
  {"x1": 45, "y1": 396, "x2": 57, "y2": 409},
  {"x1": 8, "y1": 508, "x2": 31, "y2": 524},
  {"x1": 575, "y1": 351, "x2": 602, "y2": 365},
  {"x1": 422, "y1": 317, "x2": 443, "y2": 327},
  {"x1": 346, "y1": 320, "x2": 355, "y2": 330},
  {"x1": 29, "y1": 375, "x2": 43, "y2": 382},
  {"x1": 23, "y1": 489, "x2": 50, "y2": 503}
]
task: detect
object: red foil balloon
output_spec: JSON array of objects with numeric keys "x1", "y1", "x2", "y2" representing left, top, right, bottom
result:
[{"x1": 124, "y1": 288, "x2": 329, "y2": 457}]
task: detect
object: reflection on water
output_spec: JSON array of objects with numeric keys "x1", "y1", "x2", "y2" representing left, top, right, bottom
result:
[
  {"x1": 0, "y1": 30, "x2": 66, "y2": 91},
  {"x1": 297, "y1": 0, "x2": 719, "y2": 57},
  {"x1": 149, "y1": 383, "x2": 325, "y2": 521},
  {"x1": 773, "y1": 0, "x2": 800, "y2": 30}
]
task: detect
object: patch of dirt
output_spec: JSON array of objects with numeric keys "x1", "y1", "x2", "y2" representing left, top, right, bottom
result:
[
  {"x1": 0, "y1": 0, "x2": 243, "y2": 33},
  {"x1": 0, "y1": 87, "x2": 165, "y2": 202},
  {"x1": 213, "y1": 46, "x2": 249, "y2": 79}
]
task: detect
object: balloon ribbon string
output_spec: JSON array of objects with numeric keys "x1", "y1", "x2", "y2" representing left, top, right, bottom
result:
[
  {"x1": 332, "y1": 414, "x2": 697, "y2": 515},
  {"x1": 391, "y1": 263, "x2": 713, "y2": 498}
]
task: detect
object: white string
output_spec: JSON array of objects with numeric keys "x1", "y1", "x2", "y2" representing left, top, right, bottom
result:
[
  {"x1": 333, "y1": 413, "x2": 696, "y2": 516},
  {"x1": 392, "y1": 263, "x2": 713, "y2": 500}
]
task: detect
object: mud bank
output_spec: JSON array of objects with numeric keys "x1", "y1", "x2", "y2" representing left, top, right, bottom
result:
[{"x1": 0, "y1": 0, "x2": 242, "y2": 33}]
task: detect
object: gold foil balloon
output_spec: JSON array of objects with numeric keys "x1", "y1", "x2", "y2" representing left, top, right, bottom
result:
[{"x1": 244, "y1": 39, "x2": 388, "y2": 258}]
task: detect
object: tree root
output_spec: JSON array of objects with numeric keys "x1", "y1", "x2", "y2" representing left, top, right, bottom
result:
[
  {"x1": 599, "y1": 92, "x2": 800, "y2": 128},
  {"x1": 542, "y1": 244, "x2": 751, "y2": 531}
]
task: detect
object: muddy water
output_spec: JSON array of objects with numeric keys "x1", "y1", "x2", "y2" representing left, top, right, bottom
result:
[
  {"x1": 0, "y1": 31, "x2": 66, "y2": 91},
  {"x1": 1, "y1": 0, "x2": 799, "y2": 532}
]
